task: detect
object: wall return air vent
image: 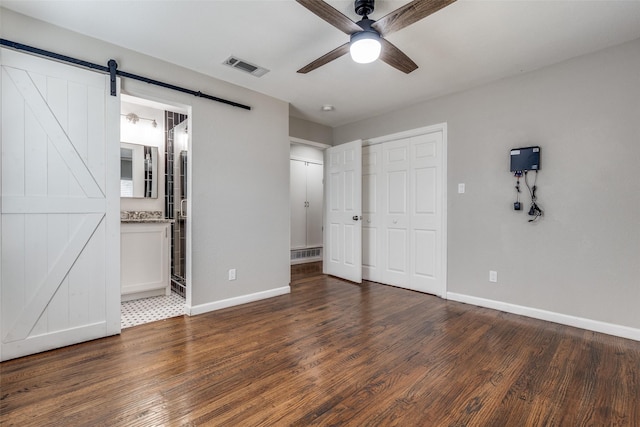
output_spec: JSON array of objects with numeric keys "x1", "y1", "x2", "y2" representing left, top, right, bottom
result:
[{"x1": 223, "y1": 56, "x2": 269, "y2": 77}]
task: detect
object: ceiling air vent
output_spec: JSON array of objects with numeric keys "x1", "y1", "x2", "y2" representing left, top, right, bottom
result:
[{"x1": 223, "y1": 56, "x2": 269, "y2": 77}]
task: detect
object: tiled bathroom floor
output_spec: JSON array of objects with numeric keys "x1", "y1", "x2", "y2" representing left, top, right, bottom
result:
[{"x1": 121, "y1": 292, "x2": 185, "y2": 328}]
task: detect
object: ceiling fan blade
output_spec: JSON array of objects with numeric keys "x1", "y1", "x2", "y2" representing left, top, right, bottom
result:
[
  {"x1": 379, "y1": 38, "x2": 418, "y2": 74},
  {"x1": 296, "y1": 0, "x2": 362, "y2": 35},
  {"x1": 297, "y1": 43, "x2": 351, "y2": 74},
  {"x1": 372, "y1": 0, "x2": 457, "y2": 36}
]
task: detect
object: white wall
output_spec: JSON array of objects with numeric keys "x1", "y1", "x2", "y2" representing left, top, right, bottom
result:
[
  {"x1": 334, "y1": 38, "x2": 640, "y2": 334},
  {"x1": 289, "y1": 116, "x2": 333, "y2": 145},
  {"x1": 1, "y1": 9, "x2": 291, "y2": 309}
]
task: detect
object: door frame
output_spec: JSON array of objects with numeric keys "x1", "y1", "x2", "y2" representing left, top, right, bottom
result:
[
  {"x1": 289, "y1": 137, "x2": 330, "y2": 266},
  {"x1": 364, "y1": 123, "x2": 448, "y2": 297},
  {"x1": 120, "y1": 91, "x2": 193, "y2": 309}
]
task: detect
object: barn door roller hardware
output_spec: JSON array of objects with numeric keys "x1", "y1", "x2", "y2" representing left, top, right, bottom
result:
[{"x1": 0, "y1": 38, "x2": 251, "y2": 111}]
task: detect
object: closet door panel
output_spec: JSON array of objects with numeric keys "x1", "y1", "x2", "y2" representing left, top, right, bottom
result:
[
  {"x1": 362, "y1": 145, "x2": 382, "y2": 281},
  {"x1": 290, "y1": 160, "x2": 307, "y2": 249},
  {"x1": 306, "y1": 162, "x2": 324, "y2": 248},
  {"x1": 365, "y1": 128, "x2": 445, "y2": 297},
  {"x1": 387, "y1": 229, "x2": 408, "y2": 273},
  {"x1": 362, "y1": 173, "x2": 378, "y2": 271},
  {"x1": 382, "y1": 139, "x2": 410, "y2": 286},
  {"x1": 414, "y1": 229, "x2": 436, "y2": 278},
  {"x1": 409, "y1": 133, "x2": 443, "y2": 294}
]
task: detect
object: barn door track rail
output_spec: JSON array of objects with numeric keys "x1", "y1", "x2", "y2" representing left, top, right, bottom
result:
[{"x1": 0, "y1": 38, "x2": 251, "y2": 111}]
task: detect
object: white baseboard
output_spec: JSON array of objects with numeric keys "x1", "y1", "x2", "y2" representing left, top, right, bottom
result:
[
  {"x1": 290, "y1": 256, "x2": 322, "y2": 265},
  {"x1": 446, "y1": 292, "x2": 640, "y2": 342},
  {"x1": 186, "y1": 286, "x2": 291, "y2": 316}
]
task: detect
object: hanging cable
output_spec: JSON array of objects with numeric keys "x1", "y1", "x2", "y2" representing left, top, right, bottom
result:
[
  {"x1": 524, "y1": 171, "x2": 543, "y2": 222},
  {"x1": 514, "y1": 172, "x2": 522, "y2": 210}
]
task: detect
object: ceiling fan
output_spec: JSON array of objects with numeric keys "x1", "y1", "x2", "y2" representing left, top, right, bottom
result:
[{"x1": 296, "y1": 0, "x2": 456, "y2": 74}]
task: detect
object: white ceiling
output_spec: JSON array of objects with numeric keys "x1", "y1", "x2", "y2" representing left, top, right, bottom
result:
[{"x1": 3, "y1": 0, "x2": 640, "y2": 128}]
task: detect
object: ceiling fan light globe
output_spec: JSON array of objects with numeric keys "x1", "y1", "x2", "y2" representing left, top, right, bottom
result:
[{"x1": 350, "y1": 32, "x2": 381, "y2": 64}]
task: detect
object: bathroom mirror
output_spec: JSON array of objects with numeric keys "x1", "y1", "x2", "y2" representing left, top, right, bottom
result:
[{"x1": 120, "y1": 142, "x2": 158, "y2": 198}]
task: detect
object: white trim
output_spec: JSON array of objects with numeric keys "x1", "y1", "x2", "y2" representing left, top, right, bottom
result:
[
  {"x1": 290, "y1": 136, "x2": 331, "y2": 149},
  {"x1": 120, "y1": 92, "x2": 190, "y2": 115},
  {"x1": 186, "y1": 286, "x2": 291, "y2": 316},
  {"x1": 440, "y1": 123, "x2": 448, "y2": 298},
  {"x1": 447, "y1": 292, "x2": 640, "y2": 342},
  {"x1": 364, "y1": 123, "x2": 448, "y2": 146},
  {"x1": 184, "y1": 114, "x2": 193, "y2": 311},
  {"x1": 291, "y1": 256, "x2": 323, "y2": 265}
]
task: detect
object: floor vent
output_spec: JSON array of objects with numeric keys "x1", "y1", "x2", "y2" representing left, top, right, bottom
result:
[
  {"x1": 223, "y1": 56, "x2": 270, "y2": 77},
  {"x1": 291, "y1": 247, "x2": 322, "y2": 264}
]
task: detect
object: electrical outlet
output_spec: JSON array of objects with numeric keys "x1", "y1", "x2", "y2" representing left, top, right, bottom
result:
[
  {"x1": 489, "y1": 270, "x2": 498, "y2": 283},
  {"x1": 228, "y1": 269, "x2": 236, "y2": 281}
]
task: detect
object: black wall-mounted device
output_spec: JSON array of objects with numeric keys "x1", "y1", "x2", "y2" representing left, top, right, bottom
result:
[
  {"x1": 510, "y1": 146, "x2": 540, "y2": 172},
  {"x1": 510, "y1": 146, "x2": 544, "y2": 221}
]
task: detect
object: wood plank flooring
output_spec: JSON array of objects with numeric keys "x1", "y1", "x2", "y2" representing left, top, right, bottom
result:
[{"x1": 2, "y1": 271, "x2": 640, "y2": 426}]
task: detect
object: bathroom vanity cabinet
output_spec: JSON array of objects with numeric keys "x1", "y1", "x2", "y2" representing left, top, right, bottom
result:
[{"x1": 120, "y1": 220, "x2": 171, "y2": 301}]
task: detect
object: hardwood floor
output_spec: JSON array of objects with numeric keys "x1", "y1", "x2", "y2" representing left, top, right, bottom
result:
[
  {"x1": 291, "y1": 261, "x2": 324, "y2": 284},
  {"x1": 2, "y1": 272, "x2": 639, "y2": 426}
]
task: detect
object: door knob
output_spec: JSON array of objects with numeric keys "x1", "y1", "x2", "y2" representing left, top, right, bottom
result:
[{"x1": 352, "y1": 216, "x2": 361, "y2": 221}]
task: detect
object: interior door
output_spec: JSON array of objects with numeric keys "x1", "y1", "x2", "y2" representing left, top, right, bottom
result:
[
  {"x1": 323, "y1": 140, "x2": 362, "y2": 283},
  {"x1": 1, "y1": 49, "x2": 120, "y2": 361}
]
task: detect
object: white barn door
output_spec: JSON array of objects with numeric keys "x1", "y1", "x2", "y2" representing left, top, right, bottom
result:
[
  {"x1": 1, "y1": 49, "x2": 120, "y2": 361},
  {"x1": 324, "y1": 140, "x2": 362, "y2": 283}
]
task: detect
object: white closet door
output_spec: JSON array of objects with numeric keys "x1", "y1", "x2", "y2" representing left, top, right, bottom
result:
[
  {"x1": 290, "y1": 159, "x2": 308, "y2": 249},
  {"x1": 362, "y1": 144, "x2": 382, "y2": 282},
  {"x1": 305, "y1": 162, "x2": 324, "y2": 247},
  {"x1": 1, "y1": 49, "x2": 120, "y2": 361},
  {"x1": 409, "y1": 132, "x2": 444, "y2": 295},
  {"x1": 324, "y1": 140, "x2": 362, "y2": 283},
  {"x1": 381, "y1": 138, "x2": 412, "y2": 287},
  {"x1": 365, "y1": 127, "x2": 446, "y2": 297}
]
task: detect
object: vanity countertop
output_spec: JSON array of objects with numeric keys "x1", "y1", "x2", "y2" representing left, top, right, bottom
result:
[
  {"x1": 120, "y1": 210, "x2": 173, "y2": 223},
  {"x1": 121, "y1": 218, "x2": 175, "y2": 224}
]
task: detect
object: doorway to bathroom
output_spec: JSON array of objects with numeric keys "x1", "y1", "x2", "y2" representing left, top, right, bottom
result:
[{"x1": 119, "y1": 94, "x2": 190, "y2": 328}]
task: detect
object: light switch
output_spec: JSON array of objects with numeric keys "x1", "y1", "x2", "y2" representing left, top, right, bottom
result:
[
  {"x1": 489, "y1": 270, "x2": 498, "y2": 283},
  {"x1": 458, "y1": 183, "x2": 465, "y2": 194}
]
